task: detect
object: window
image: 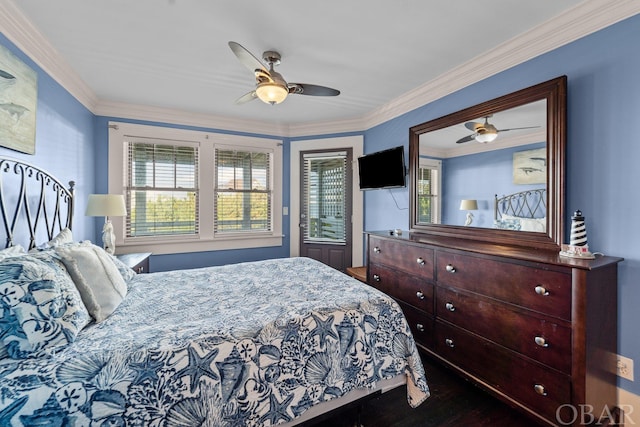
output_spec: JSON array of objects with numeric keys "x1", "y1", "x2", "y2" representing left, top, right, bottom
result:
[
  {"x1": 301, "y1": 151, "x2": 348, "y2": 243},
  {"x1": 214, "y1": 148, "x2": 271, "y2": 233},
  {"x1": 418, "y1": 158, "x2": 442, "y2": 224},
  {"x1": 108, "y1": 122, "x2": 282, "y2": 255},
  {"x1": 126, "y1": 141, "x2": 199, "y2": 237}
]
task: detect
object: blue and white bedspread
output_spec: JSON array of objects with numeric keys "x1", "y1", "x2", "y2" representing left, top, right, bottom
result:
[{"x1": 0, "y1": 257, "x2": 429, "y2": 426}]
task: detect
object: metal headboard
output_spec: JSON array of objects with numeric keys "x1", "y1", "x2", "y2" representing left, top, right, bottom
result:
[
  {"x1": 0, "y1": 157, "x2": 75, "y2": 250},
  {"x1": 494, "y1": 188, "x2": 546, "y2": 220}
]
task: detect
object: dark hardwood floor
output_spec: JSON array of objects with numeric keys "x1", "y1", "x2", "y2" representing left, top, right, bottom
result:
[{"x1": 306, "y1": 353, "x2": 542, "y2": 427}]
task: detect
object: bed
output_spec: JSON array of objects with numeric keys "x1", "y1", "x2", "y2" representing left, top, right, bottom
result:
[
  {"x1": 0, "y1": 157, "x2": 429, "y2": 426},
  {"x1": 494, "y1": 188, "x2": 546, "y2": 232}
]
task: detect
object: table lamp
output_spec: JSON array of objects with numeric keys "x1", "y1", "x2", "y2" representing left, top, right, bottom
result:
[
  {"x1": 459, "y1": 199, "x2": 478, "y2": 226},
  {"x1": 85, "y1": 194, "x2": 127, "y2": 254}
]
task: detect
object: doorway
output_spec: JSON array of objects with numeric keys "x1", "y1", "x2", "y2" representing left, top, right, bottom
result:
[{"x1": 299, "y1": 149, "x2": 352, "y2": 271}]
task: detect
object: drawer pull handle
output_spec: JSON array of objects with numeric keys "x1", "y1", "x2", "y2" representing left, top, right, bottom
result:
[
  {"x1": 373, "y1": 274, "x2": 380, "y2": 282},
  {"x1": 534, "y1": 285, "x2": 550, "y2": 296},
  {"x1": 416, "y1": 323, "x2": 425, "y2": 332},
  {"x1": 416, "y1": 291, "x2": 425, "y2": 300},
  {"x1": 445, "y1": 264, "x2": 456, "y2": 273},
  {"x1": 373, "y1": 246, "x2": 381, "y2": 254},
  {"x1": 534, "y1": 336, "x2": 549, "y2": 347},
  {"x1": 445, "y1": 338, "x2": 455, "y2": 348},
  {"x1": 445, "y1": 302, "x2": 456, "y2": 312},
  {"x1": 534, "y1": 384, "x2": 547, "y2": 396},
  {"x1": 416, "y1": 257, "x2": 425, "y2": 265}
]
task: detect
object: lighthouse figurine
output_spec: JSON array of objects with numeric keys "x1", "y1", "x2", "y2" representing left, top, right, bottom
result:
[{"x1": 560, "y1": 210, "x2": 595, "y2": 259}]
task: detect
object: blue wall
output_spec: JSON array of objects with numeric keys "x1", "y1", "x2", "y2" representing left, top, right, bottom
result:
[
  {"x1": 2, "y1": 12, "x2": 639, "y2": 394},
  {"x1": 363, "y1": 14, "x2": 640, "y2": 394},
  {"x1": 92, "y1": 116, "x2": 292, "y2": 271},
  {"x1": 0, "y1": 34, "x2": 95, "y2": 243},
  {"x1": 441, "y1": 142, "x2": 545, "y2": 227}
]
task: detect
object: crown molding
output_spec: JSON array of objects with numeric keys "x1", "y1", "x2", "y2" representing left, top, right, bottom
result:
[
  {"x1": 2, "y1": 0, "x2": 638, "y2": 138},
  {"x1": 94, "y1": 100, "x2": 289, "y2": 137},
  {"x1": 361, "y1": 0, "x2": 640, "y2": 131}
]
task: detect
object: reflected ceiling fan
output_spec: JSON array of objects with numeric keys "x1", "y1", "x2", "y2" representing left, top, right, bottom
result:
[
  {"x1": 228, "y1": 41, "x2": 340, "y2": 105},
  {"x1": 456, "y1": 116, "x2": 539, "y2": 144}
]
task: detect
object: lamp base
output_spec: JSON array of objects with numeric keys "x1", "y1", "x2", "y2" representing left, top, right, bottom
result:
[
  {"x1": 102, "y1": 219, "x2": 116, "y2": 255},
  {"x1": 559, "y1": 244, "x2": 595, "y2": 260}
]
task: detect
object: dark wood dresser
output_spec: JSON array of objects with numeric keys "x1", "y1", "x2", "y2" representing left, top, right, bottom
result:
[{"x1": 366, "y1": 231, "x2": 622, "y2": 426}]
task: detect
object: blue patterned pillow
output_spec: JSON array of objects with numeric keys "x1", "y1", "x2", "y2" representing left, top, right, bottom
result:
[
  {"x1": 108, "y1": 253, "x2": 137, "y2": 284},
  {"x1": 494, "y1": 218, "x2": 521, "y2": 230},
  {"x1": 0, "y1": 254, "x2": 90, "y2": 358}
]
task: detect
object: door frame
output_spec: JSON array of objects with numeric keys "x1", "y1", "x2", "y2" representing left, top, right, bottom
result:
[{"x1": 290, "y1": 136, "x2": 364, "y2": 264}]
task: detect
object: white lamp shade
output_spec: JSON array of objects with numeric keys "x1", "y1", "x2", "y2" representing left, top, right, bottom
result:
[
  {"x1": 475, "y1": 131, "x2": 498, "y2": 143},
  {"x1": 459, "y1": 199, "x2": 478, "y2": 210},
  {"x1": 85, "y1": 194, "x2": 127, "y2": 217}
]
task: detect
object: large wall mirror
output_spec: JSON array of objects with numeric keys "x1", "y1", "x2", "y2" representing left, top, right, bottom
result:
[{"x1": 409, "y1": 76, "x2": 566, "y2": 251}]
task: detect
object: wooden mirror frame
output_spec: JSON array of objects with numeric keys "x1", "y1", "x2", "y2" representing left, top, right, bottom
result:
[{"x1": 409, "y1": 76, "x2": 566, "y2": 252}]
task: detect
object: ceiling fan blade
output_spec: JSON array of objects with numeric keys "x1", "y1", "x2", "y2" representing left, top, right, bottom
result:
[
  {"x1": 497, "y1": 126, "x2": 540, "y2": 133},
  {"x1": 456, "y1": 134, "x2": 477, "y2": 144},
  {"x1": 464, "y1": 121, "x2": 482, "y2": 131},
  {"x1": 235, "y1": 91, "x2": 258, "y2": 105},
  {"x1": 289, "y1": 83, "x2": 340, "y2": 96},
  {"x1": 228, "y1": 41, "x2": 268, "y2": 74}
]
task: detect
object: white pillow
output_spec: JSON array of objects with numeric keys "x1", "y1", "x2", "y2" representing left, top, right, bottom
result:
[
  {"x1": 56, "y1": 242, "x2": 127, "y2": 322},
  {"x1": 47, "y1": 228, "x2": 73, "y2": 247}
]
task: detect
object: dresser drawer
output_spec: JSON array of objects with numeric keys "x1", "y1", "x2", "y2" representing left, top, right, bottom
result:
[
  {"x1": 369, "y1": 263, "x2": 434, "y2": 314},
  {"x1": 436, "y1": 286, "x2": 571, "y2": 373},
  {"x1": 436, "y1": 251, "x2": 571, "y2": 320},
  {"x1": 435, "y1": 321, "x2": 571, "y2": 423},
  {"x1": 398, "y1": 301, "x2": 434, "y2": 349},
  {"x1": 369, "y1": 236, "x2": 434, "y2": 279}
]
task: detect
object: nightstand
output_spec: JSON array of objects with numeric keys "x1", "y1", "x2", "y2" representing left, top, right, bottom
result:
[
  {"x1": 346, "y1": 266, "x2": 367, "y2": 283},
  {"x1": 116, "y1": 252, "x2": 152, "y2": 274}
]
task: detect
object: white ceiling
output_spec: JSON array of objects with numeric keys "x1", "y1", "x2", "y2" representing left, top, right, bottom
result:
[{"x1": 3, "y1": 1, "x2": 636, "y2": 133}]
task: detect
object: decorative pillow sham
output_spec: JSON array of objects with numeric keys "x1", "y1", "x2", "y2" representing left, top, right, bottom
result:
[
  {"x1": 56, "y1": 242, "x2": 127, "y2": 322},
  {"x1": 0, "y1": 253, "x2": 90, "y2": 358}
]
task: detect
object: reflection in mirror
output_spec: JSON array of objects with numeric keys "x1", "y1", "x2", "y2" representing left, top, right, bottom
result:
[
  {"x1": 409, "y1": 76, "x2": 566, "y2": 251},
  {"x1": 417, "y1": 99, "x2": 547, "y2": 230}
]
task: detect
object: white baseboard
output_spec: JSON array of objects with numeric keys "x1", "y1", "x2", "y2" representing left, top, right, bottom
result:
[{"x1": 619, "y1": 387, "x2": 640, "y2": 425}]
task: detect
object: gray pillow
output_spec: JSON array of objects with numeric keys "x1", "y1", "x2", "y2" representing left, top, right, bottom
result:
[{"x1": 56, "y1": 242, "x2": 127, "y2": 322}]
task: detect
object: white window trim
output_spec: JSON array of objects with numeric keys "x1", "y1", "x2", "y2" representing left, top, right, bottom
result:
[
  {"x1": 108, "y1": 121, "x2": 283, "y2": 255},
  {"x1": 290, "y1": 136, "x2": 364, "y2": 264},
  {"x1": 419, "y1": 157, "x2": 442, "y2": 224}
]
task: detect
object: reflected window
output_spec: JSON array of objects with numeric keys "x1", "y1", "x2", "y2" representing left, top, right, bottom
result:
[{"x1": 418, "y1": 158, "x2": 441, "y2": 224}]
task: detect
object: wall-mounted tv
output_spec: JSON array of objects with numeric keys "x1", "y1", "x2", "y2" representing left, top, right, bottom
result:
[{"x1": 358, "y1": 146, "x2": 406, "y2": 190}]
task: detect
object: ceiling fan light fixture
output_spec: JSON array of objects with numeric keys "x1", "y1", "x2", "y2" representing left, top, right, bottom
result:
[
  {"x1": 475, "y1": 131, "x2": 498, "y2": 143},
  {"x1": 256, "y1": 82, "x2": 288, "y2": 105}
]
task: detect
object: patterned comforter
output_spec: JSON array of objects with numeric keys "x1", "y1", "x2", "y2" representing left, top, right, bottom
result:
[{"x1": 0, "y1": 257, "x2": 429, "y2": 426}]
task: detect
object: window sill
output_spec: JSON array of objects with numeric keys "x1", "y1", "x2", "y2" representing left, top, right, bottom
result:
[{"x1": 118, "y1": 235, "x2": 284, "y2": 255}]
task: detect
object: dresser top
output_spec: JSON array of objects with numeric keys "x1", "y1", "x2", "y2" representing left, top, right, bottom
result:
[{"x1": 366, "y1": 231, "x2": 623, "y2": 270}]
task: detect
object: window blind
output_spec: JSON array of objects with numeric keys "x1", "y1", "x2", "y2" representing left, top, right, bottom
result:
[
  {"x1": 214, "y1": 149, "x2": 272, "y2": 233},
  {"x1": 126, "y1": 140, "x2": 199, "y2": 237},
  {"x1": 302, "y1": 152, "x2": 347, "y2": 244}
]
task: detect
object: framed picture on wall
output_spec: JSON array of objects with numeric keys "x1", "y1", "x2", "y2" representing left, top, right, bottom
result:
[
  {"x1": 0, "y1": 44, "x2": 37, "y2": 155},
  {"x1": 513, "y1": 147, "x2": 546, "y2": 184}
]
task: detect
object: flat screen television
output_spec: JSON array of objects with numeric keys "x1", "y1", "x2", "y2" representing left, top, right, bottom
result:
[{"x1": 358, "y1": 146, "x2": 406, "y2": 190}]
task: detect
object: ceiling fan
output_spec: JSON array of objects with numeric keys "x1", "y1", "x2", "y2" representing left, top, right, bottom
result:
[
  {"x1": 456, "y1": 116, "x2": 539, "y2": 144},
  {"x1": 228, "y1": 41, "x2": 340, "y2": 105}
]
